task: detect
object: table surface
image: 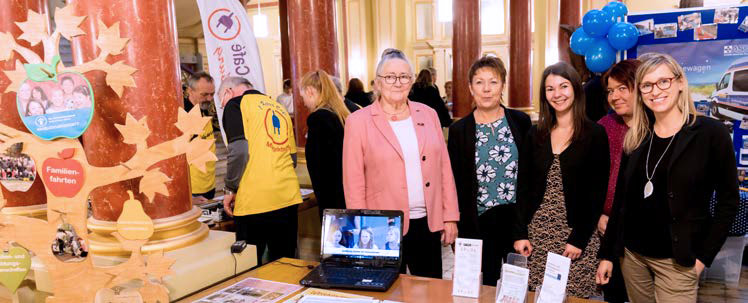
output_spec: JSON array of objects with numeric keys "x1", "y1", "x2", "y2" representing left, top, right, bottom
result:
[{"x1": 177, "y1": 258, "x2": 601, "y2": 303}]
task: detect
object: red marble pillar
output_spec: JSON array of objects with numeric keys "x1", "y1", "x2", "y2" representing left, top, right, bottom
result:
[
  {"x1": 509, "y1": 0, "x2": 532, "y2": 109},
  {"x1": 69, "y1": 0, "x2": 191, "y2": 221},
  {"x1": 0, "y1": 0, "x2": 48, "y2": 215},
  {"x1": 451, "y1": 0, "x2": 480, "y2": 117},
  {"x1": 559, "y1": 0, "x2": 581, "y2": 64},
  {"x1": 279, "y1": 0, "x2": 292, "y2": 82},
  {"x1": 287, "y1": 0, "x2": 339, "y2": 146}
]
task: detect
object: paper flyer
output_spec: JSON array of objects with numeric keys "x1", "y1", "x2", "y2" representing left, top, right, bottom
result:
[
  {"x1": 535, "y1": 252, "x2": 570, "y2": 303},
  {"x1": 283, "y1": 288, "x2": 372, "y2": 303},
  {"x1": 452, "y1": 238, "x2": 483, "y2": 298},
  {"x1": 495, "y1": 264, "x2": 529, "y2": 303},
  {"x1": 193, "y1": 277, "x2": 303, "y2": 303}
]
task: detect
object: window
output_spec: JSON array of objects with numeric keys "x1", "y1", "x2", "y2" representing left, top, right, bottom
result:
[
  {"x1": 718, "y1": 73, "x2": 732, "y2": 91},
  {"x1": 416, "y1": 2, "x2": 434, "y2": 40},
  {"x1": 732, "y1": 70, "x2": 748, "y2": 92},
  {"x1": 481, "y1": 0, "x2": 504, "y2": 35}
]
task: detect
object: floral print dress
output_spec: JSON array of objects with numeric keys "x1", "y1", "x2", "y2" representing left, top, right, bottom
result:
[{"x1": 475, "y1": 117, "x2": 519, "y2": 215}]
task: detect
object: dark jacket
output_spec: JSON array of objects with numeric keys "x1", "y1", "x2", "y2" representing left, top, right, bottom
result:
[
  {"x1": 584, "y1": 75, "x2": 607, "y2": 122},
  {"x1": 345, "y1": 91, "x2": 372, "y2": 108},
  {"x1": 447, "y1": 106, "x2": 532, "y2": 238},
  {"x1": 409, "y1": 83, "x2": 452, "y2": 127},
  {"x1": 514, "y1": 119, "x2": 610, "y2": 250},
  {"x1": 600, "y1": 116, "x2": 739, "y2": 267}
]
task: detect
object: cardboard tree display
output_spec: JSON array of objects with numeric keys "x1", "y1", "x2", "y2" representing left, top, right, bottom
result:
[{"x1": 0, "y1": 4, "x2": 216, "y2": 303}]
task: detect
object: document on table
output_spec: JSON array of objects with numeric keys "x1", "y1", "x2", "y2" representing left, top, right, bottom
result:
[
  {"x1": 495, "y1": 264, "x2": 529, "y2": 303},
  {"x1": 452, "y1": 238, "x2": 483, "y2": 298},
  {"x1": 536, "y1": 252, "x2": 570, "y2": 303}
]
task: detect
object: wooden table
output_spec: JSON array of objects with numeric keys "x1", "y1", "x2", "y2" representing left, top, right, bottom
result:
[{"x1": 177, "y1": 258, "x2": 601, "y2": 303}]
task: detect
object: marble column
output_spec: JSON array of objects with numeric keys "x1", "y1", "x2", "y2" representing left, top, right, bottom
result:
[
  {"x1": 0, "y1": 0, "x2": 49, "y2": 218},
  {"x1": 278, "y1": 0, "x2": 292, "y2": 82},
  {"x1": 451, "y1": 0, "x2": 480, "y2": 117},
  {"x1": 287, "y1": 0, "x2": 339, "y2": 146},
  {"x1": 69, "y1": 0, "x2": 207, "y2": 255},
  {"x1": 509, "y1": 0, "x2": 532, "y2": 109},
  {"x1": 559, "y1": 0, "x2": 581, "y2": 64}
]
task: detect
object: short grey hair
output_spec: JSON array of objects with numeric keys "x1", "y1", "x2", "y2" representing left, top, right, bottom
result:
[
  {"x1": 330, "y1": 76, "x2": 344, "y2": 94},
  {"x1": 375, "y1": 48, "x2": 413, "y2": 76},
  {"x1": 218, "y1": 76, "x2": 253, "y2": 93},
  {"x1": 187, "y1": 71, "x2": 213, "y2": 89}
]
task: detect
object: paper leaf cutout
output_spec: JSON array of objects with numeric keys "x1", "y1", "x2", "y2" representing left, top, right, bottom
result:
[
  {"x1": 114, "y1": 113, "x2": 150, "y2": 149},
  {"x1": 186, "y1": 138, "x2": 217, "y2": 173},
  {"x1": 105, "y1": 60, "x2": 137, "y2": 97},
  {"x1": 139, "y1": 169, "x2": 170, "y2": 202},
  {"x1": 2, "y1": 60, "x2": 28, "y2": 94},
  {"x1": 15, "y1": 10, "x2": 48, "y2": 46},
  {"x1": 54, "y1": 5, "x2": 86, "y2": 40},
  {"x1": 96, "y1": 20, "x2": 129, "y2": 56},
  {"x1": 140, "y1": 282, "x2": 170, "y2": 303},
  {"x1": 175, "y1": 107, "x2": 211, "y2": 137},
  {"x1": 145, "y1": 251, "x2": 175, "y2": 282},
  {"x1": 0, "y1": 32, "x2": 16, "y2": 61}
]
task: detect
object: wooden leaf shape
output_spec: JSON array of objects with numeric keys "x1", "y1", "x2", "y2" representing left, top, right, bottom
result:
[
  {"x1": 54, "y1": 5, "x2": 86, "y2": 40},
  {"x1": 96, "y1": 20, "x2": 129, "y2": 56},
  {"x1": 105, "y1": 61, "x2": 137, "y2": 97},
  {"x1": 0, "y1": 32, "x2": 16, "y2": 61},
  {"x1": 186, "y1": 138, "x2": 217, "y2": 173},
  {"x1": 140, "y1": 282, "x2": 170, "y2": 303},
  {"x1": 15, "y1": 10, "x2": 48, "y2": 46},
  {"x1": 175, "y1": 106, "x2": 211, "y2": 136},
  {"x1": 114, "y1": 113, "x2": 150, "y2": 148},
  {"x1": 139, "y1": 169, "x2": 170, "y2": 203},
  {"x1": 2, "y1": 60, "x2": 28, "y2": 94},
  {"x1": 144, "y1": 251, "x2": 175, "y2": 282}
]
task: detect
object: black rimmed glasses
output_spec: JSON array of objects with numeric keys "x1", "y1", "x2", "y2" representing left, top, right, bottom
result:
[
  {"x1": 377, "y1": 74, "x2": 413, "y2": 85},
  {"x1": 639, "y1": 76, "x2": 678, "y2": 94}
]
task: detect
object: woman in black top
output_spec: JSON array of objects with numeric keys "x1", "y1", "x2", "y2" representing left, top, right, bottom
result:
[
  {"x1": 300, "y1": 70, "x2": 357, "y2": 219},
  {"x1": 448, "y1": 56, "x2": 531, "y2": 285},
  {"x1": 513, "y1": 62, "x2": 609, "y2": 298},
  {"x1": 409, "y1": 69, "x2": 452, "y2": 127},
  {"x1": 344, "y1": 78, "x2": 372, "y2": 107},
  {"x1": 597, "y1": 53, "x2": 739, "y2": 302}
]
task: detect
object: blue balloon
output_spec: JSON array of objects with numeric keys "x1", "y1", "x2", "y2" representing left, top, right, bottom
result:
[
  {"x1": 585, "y1": 40, "x2": 617, "y2": 73},
  {"x1": 570, "y1": 28, "x2": 595, "y2": 55},
  {"x1": 583, "y1": 10, "x2": 615, "y2": 37},
  {"x1": 602, "y1": 1, "x2": 628, "y2": 19},
  {"x1": 607, "y1": 22, "x2": 639, "y2": 50}
]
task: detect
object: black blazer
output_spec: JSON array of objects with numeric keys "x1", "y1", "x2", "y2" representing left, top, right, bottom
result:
[
  {"x1": 409, "y1": 83, "x2": 452, "y2": 127},
  {"x1": 513, "y1": 119, "x2": 610, "y2": 250},
  {"x1": 447, "y1": 106, "x2": 531, "y2": 238},
  {"x1": 600, "y1": 116, "x2": 739, "y2": 267}
]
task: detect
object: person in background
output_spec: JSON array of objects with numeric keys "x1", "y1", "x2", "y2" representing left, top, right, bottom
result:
[
  {"x1": 219, "y1": 76, "x2": 302, "y2": 264},
  {"x1": 513, "y1": 62, "x2": 609, "y2": 298},
  {"x1": 345, "y1": 78, "x2": 373, "y2": 108},
  {"x1": 47, "y1": 89, "x2": 67, "y2": 113},
  {"x1": 448, "y1": 56, "x2": 531, "y2": 285},
  {"x1": 443, "y1": 80, "x2": 453, "y2": 116},
  {"x1": 597, "y1": 53, "x2": 739, "y2": 303},
  {"x1": 409, "y1": 69, "x2": 452, "y2": 128},
  {"x1": 30, "y1": 87, "x2": 49, "y2": 109},
  {"x1": 277, "y1": 79, "x2": 294, "y2": 118},
  {"x1": 332, "y1": 230, "x2": 345, "y2": 248},
  {"x1": 300, "y1": 70, "x2": 355, "y2": 219},
  {"x1": 330, "y1": 76, "x2": 364, "y2": 113},
  {"x1": 343, "y1": 48, "x2": 459, "y2": 278},
  {"x1": 595, "y1": 59, "x2": 640, "y2": 303},
  {"x1": 184, "y1": 72, "x2": 217, "y2": 204}
]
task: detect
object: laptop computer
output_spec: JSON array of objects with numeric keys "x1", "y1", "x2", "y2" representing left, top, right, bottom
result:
[{"x1": 300, "y1": 209, "x2": 403, "y2": 292}]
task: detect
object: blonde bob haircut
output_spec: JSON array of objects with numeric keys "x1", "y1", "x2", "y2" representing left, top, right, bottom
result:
[
  {"x1": 623, "y1": 53, "x2": 699, "y2": 154},
  {"x1": 300, "y1": 70, "x2": 351, "y2": 126}
]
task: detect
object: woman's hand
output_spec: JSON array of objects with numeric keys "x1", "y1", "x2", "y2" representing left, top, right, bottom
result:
[
  {"x1": 695, "y1": 259, "x2": 705, "y2": 277},
  {"x1": 513, "y1": 240, "x2": 532, "y2": 257},
  {"x1": 441, "y1": 222, "x2": 458, "y2": 246},
  {"x1": 562, "y1": 243, "x2": 582, "y2": 260},
  {"x1": 223, "y1": 193, "x2": 235, "y2": 217},
  {"x1": 596, "y1": 260, "x2": 613, "y2": 285},
  {"x1": 597, "y1": 214, "x2": 609, "y2": 235}
]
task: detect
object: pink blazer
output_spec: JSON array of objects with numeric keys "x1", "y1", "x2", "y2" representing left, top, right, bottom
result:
[{"x1": 343, "y1": 101, "x2": 459, "y2": 235}]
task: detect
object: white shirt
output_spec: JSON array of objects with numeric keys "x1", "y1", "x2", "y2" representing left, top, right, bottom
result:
[
  {"x1": 277, "y1": 93, "x2": 294, "y2": 116},
  {"x1": 389, "y1": 117, "x2": 427, "y2": 219}
]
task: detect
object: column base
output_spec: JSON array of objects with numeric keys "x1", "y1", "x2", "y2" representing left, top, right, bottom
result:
[{"x1": 0, "y1": 204, "x2": 47, "y2": 219}]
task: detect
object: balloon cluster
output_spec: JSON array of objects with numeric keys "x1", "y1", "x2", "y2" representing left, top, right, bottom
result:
[{"x1": 570, "y1": 1, "x2": 639, "y2": 73}]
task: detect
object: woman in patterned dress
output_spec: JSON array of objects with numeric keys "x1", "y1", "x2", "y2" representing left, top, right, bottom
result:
[
  {"x1": 448, "y1": 56, "x2": 531, "y2": 285},
  {"x1": 513, "y1": 62, "x2": 610, "y2": 298}
]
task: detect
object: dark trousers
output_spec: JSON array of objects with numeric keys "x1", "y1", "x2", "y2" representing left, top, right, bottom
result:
[
  {"x1": 400, "y1": 217, "x2": 442, "y2": 279},
  {"x1": 234, "y1": 204, "x2": 299, "y2": 264},
  {"x1": 478, "y1": 204, "x2": 517, "y2": 286},
  {"x1": 192, "y1": 188, "x2": 216, "y2": 199},
  {"x1": 603, "y1": 255, "x2": 629, "y2": 303}
]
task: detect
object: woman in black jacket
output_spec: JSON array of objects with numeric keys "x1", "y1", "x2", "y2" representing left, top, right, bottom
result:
[
  {"x1": 513, "y1": 62, "x2": 609, "y2": 298},
  {"x1": 409, "y1": 69, "x2": 452, "y2": 127},
  {"x1": 596, "y1": 53, "x2": 739, "y2": 302},
  {"x1": 448, "y1": 56, "x2": 530, "y2": 285},
  {"x1": 300, "y1": 70, "x2": 357, "y2": 219}
]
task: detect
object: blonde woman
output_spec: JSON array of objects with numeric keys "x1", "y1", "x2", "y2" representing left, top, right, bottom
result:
[
  {"x1": 597, "y1": 53, "x2": 739, "y2": 302},
  {"x1": 300, "y1": 70, "x2": 359, "y2": 219}
]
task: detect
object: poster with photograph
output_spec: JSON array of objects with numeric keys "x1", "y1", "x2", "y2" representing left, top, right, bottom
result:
[
  {"x1": 195, "y1": 278, "x2": 302, "y2": 303},
  {"x1": 634, "y1": 19, "x2": 654, "y2": 35},
  {"x1": 715, "y1": 7, "x2": 739, "y2": 24},
  {"x1": 654, "y1": 23, "x2": 678, "y2": 39},
  {"x1": 678, "y1": 12, "x2": 702, "y2": 31},
  {"x1": 17, "y1": 72, "x2": 94, "y2": 140},
  {"x1": 51, "y1": 223, "x2": 88, "y2": 262},
  {"x1": 0, "y1": 143, "x2": 35, "y2": 193},
  {"x1": 739, "y1": 16, "x2": 748, "y2": 32},
  {"x1": 695, "y1": 24, "x2": 719, "y2": 40}
]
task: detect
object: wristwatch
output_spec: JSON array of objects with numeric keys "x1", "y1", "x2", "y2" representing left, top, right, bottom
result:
[{"x1": 224, "y1": 188, "x2": 235, "y2": 196}]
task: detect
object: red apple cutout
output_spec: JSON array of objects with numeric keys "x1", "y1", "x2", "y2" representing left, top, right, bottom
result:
[{"x1": 42, "y1": 148, "x2": 85, "y2": 198}]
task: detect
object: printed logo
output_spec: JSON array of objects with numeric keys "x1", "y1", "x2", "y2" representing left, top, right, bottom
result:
[
  {"x1": 34, "y1": 115, "x2": 48, "y2": 127},
  {"x1": 207, "y1": 8, "x2": 242, "y2": 41},
  {"x1": 264, "y1": 108, "x2": 289, "y2": 145}
]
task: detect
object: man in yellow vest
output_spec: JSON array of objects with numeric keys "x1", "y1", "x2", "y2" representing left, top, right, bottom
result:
[
  {"x1": 184, "y1": 72, "x2": 217, "y2": 203},
  {"x1": 219, "y1": 77, "x2": 302, "y2": 263}
]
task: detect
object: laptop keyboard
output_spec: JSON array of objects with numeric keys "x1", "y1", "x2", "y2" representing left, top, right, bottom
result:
[{"x1": 318, "y1": 267, "x2": 398, "y2": 287}]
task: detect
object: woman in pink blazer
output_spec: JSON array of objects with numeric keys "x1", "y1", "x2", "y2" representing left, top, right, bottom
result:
[{"x1": 343, "y1": 48, "x2": 459, "y2": 278}]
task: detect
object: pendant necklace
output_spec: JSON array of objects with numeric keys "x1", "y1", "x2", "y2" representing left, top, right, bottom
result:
[
  {"x1": 382, "y1": 103, "x2": 408, "y2": 121},
  {"x1": 644, "y1": 131, "x2": 677, "y2": 198}
]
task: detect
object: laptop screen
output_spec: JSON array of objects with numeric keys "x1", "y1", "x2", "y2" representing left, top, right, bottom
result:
[{"x1": 321, "y1": 210, "x2": 402, "y2": 259}]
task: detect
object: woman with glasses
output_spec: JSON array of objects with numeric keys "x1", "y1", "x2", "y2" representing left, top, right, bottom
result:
[
  {"x1": 343, "y1": 48, "x2": 459, "y2": 278},
  {"x1": 513, "y1": 62, "x2": 610, "y2": 298},
  {"x1": 597, "y1": 53, "x2": 739, "y2": 302}
]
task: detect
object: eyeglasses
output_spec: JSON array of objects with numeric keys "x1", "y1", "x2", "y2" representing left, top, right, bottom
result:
[
  {"x1": 377, "y1": 74, "x2": 413, "y2": 85},
  {"x1": 639, "y1": 77, "x2": 678, "y2": 94}
]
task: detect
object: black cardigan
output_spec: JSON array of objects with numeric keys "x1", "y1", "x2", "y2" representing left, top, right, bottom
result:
[
  {"x1": 447, "y1": 106, "x2": 531, "y2": 238},
  {"x1": 409, "y1": 83, "x2": 452, "y2": 127},
  {"x1": 513, "y1": 119, "x2": 610, "y2": 250},
  {"x1": 600, "y1": 116, "x2": 739, "y2": 267}
]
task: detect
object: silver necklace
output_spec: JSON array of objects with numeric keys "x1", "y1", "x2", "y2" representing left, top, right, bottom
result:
[{"x1": 644, "y1": 131, "x2": 677, "y2": 198}]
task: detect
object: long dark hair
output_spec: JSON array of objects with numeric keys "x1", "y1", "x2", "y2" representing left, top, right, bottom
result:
[
  {"x1": 537, "y1": 62, "x2": 586, "y2": 143},
  {"x1": 414, "y1": 69, "x2": 433, "y2": 87},
  {"x1": 346, "y1": 78, "x2": 365, "y2": 95}
]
